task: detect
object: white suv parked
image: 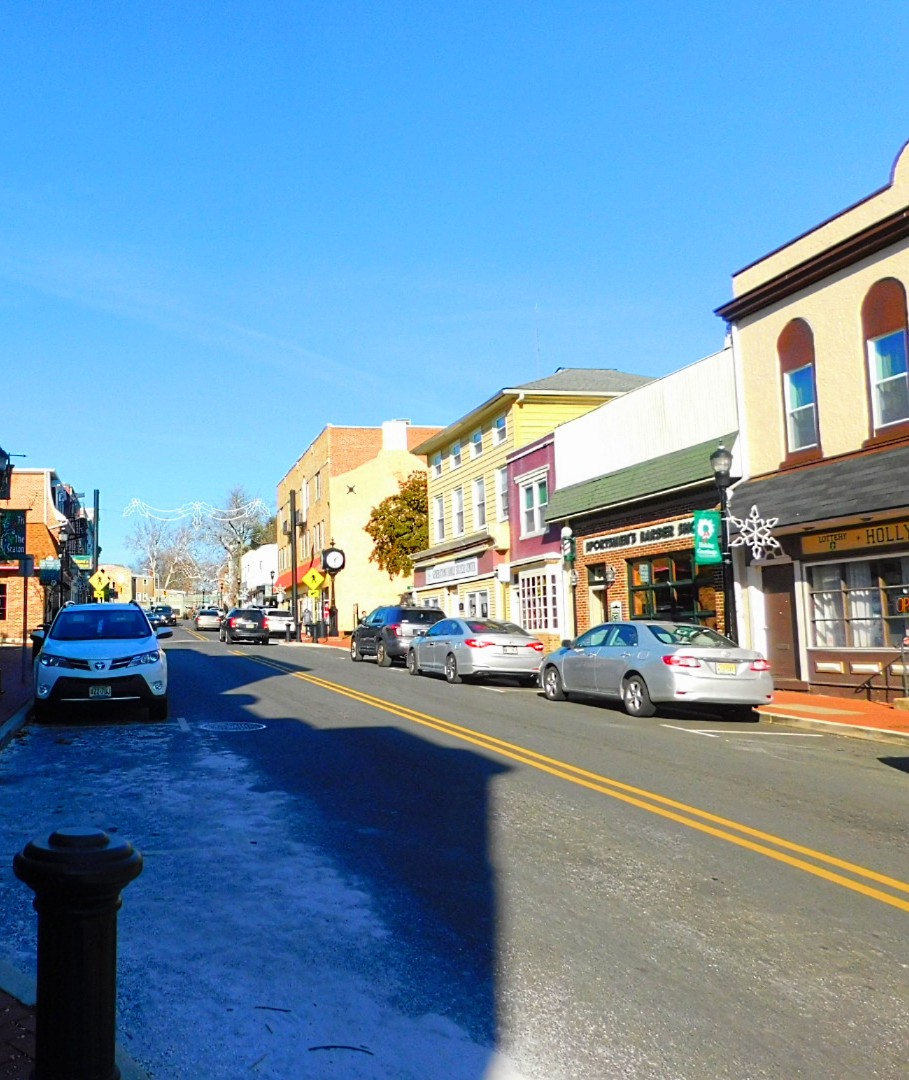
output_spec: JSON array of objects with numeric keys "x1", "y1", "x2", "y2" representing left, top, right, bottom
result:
[{"x1": 32, "y1": 602, "x2": 172, "y2": 722}]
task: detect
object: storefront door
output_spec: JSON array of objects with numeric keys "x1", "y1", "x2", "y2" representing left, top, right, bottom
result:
[{"x1": 762, "y1": 563, "x2": 800, "y2": 683}]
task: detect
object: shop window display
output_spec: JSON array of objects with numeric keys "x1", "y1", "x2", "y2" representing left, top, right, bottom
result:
[
  {"x1": 808, "y1": 557, "x2": 909, "y2": 648},
  {"x1": 628, "y1": 553, "x2": 716, "y2": 625}
]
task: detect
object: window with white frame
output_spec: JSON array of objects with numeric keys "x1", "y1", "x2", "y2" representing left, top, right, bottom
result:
[
  {"x1": 433, "y1": 495, "x2": 445, "y2": 542},
  {"x1": 868, "y1": 330, "x2": 909, "y2": 429},
  {"x1": 466, "y1": 589, "x2": 489, "y2": 618},
  {"x1": 473, "y1": 477, "x2": 486, "y2": 528},
  {"x1": 451, "y1": 441, "x2": 462, "y2": 469},
  {"x1": 518, "y1": 569, "x2": 560, "y2": 632},
  {"x1": 452, "y1": 487, "x2": 464, "y2": 536},
  {"x1": 493, "y1": 415, "x2": 507, "y2": 444},
  {"x1": 496, "y1": 467, "x2": 509, "y2": 521},
  {"x1": 784, "y1": 364, "x2": 818, "y2": 451},
  {"x1": 470, "y1": 429, "x2": 483, "y2": 458},
  {"x1": 431, "y1": 452, "x2": 442, "y2": 478},
  {"x1": 808, "y1": 556, "x2": 909, "y2": 648},
  {"x1": 520, "y1": 473, "x2": 549, "y2": 536}
]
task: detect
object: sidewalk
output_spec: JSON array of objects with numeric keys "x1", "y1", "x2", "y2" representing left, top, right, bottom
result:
[{"x1": 1, "y1": 642, "x2": 908, "y2": 1075}]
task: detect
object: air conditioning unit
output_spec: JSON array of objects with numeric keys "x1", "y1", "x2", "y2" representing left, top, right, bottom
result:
[
  {"x1": 295, "y1": 511, "x2": 306, "y2": 526},
  {"x1": 282, "y1": 521, "x2": 290, "y2": 535}
]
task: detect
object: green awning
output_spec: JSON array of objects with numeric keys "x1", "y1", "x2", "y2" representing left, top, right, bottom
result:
[{"x1": 546, "y1": 433, "x2": 737, "y2": 523}]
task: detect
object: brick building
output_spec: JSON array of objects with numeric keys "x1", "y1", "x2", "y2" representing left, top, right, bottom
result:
[{"x1": 276, "y1": 419, "x2": 441, "y2": 634}]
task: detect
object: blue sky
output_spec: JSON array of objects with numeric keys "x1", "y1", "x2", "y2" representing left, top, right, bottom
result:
[{"x1": 2, "y1": 1, "x2": 909, "y2": 564}]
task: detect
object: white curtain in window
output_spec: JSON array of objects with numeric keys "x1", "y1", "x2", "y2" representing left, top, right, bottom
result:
[
  {"x1": 845, "y1": 561, "x2": 882, "y2": 647},
  {"x1": 809, "y1": 564, "x2": 845, "y2": 647}
]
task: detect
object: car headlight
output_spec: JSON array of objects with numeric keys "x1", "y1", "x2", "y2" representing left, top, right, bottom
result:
[
  {"x1": 129, "y1": 650, "x2": 162, "y2": 667},
  {"x1": 37, "y1": 653, "x2": 66, "y2": 667}
]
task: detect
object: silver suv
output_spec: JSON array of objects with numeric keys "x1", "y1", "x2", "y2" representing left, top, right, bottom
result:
[
  {"x1": 350, "y1": 605, "x2": 445, "y2": 667},
  {"x1": 32, "y1": 602, "x2": 172, "y2": 721}
]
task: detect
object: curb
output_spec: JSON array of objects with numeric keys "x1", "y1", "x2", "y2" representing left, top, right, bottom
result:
[
  {"x1": 761, "y1": 710, "x2": 909, "y2": 743},
  {"x1": 0, "y1": 699, "x2": 32, "y2": 751}
]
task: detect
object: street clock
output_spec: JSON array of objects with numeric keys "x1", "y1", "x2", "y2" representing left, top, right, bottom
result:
[{"x1": 322, "y1": 547, "x2": 345, "y2": 573}]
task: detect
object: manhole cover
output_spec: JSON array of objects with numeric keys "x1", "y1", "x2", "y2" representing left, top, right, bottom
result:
[{"x1": 199, "y1": 721, "x2": 266, "y2": 732}]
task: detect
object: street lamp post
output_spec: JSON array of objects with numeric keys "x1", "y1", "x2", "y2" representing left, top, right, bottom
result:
[
  {"x1": 560, "y1": 525, "x2": 578, "y2": 640},
  {"x1": 710, "y1": 443, "x2": 737, "y2": 642},
  {"x1": 56, "y1": 523, "x2": 71, "y2": 614},
  {"x1": 269, "y1": 570, "x2": 275, "y2": 605}
]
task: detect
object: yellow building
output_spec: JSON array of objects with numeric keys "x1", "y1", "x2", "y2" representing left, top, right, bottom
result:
[
  {"x1": 275, "y1": 419, "x2": 440, "y2": 635},
  {"x1": 717, "y1": 141, "x2": 909, "y2": 700},
  {"x1": 410, "y1": 368, "x2": 652, "y2": 636}
]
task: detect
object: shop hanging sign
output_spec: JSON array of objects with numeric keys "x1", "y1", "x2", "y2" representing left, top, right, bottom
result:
[
  {"x1": 802, "y1": 518, "x2": 909, "y2": 556},
  {"x1": 0, "y1": 509, "x2": 26, "y2": 560},
  {"x1": 693, "y1": 511, "x2": 723, "y2": 565}
]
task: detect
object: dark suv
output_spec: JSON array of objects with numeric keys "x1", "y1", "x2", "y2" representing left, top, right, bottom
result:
[
  {"x1": 150, "y1": 604, "x2": 178, "y2": 627},
  {"x1": 350, "y1": 605, "x2": 446, "y2": 667},
  {"x1": 219, "y1": 608, "x2": 270, "y2": 645}
]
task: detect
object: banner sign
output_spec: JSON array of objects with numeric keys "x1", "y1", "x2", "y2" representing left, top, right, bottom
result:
[
  {"x1": 425, "y1": 556, "x2": 479, "y2": 585},
  {"x1": 583, "y1": 517, "x2": 694, "y2": 556},
  {"x1": 693, "y1": 511, "x2": 723, "y2": 565},
  {"x1": 0, "y1": 509, "x2": 26, "y2": 560}
]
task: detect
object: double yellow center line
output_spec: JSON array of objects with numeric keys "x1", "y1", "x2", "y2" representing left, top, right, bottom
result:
[{"x1": 239, "y1": 651, "x2": 909, "y2": 914}]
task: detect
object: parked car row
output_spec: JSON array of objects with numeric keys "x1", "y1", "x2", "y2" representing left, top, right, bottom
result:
[{"x1": 350, "y1": 607, "x2": 773, "y2": 721}]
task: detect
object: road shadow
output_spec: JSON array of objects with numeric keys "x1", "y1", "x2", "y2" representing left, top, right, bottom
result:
[{"x1": 879, "y1": 756, "x2": 909, "y2": 774}]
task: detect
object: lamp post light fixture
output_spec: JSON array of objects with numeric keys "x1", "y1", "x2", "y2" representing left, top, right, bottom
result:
[
  {"x1": 709, "y1": 443, "x2": 737, "y2": 642},
  {"x1": 269, "y1": 569, "x2": 275, "y2": 604}
]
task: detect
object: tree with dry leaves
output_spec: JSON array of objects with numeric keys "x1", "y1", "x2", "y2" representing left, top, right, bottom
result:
[{"x1": 364, "y1": 471, "x2": 428, "y2": 579}]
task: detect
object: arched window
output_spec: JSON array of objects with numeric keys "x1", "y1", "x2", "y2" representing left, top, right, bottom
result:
[
  {"x1": 778, "y1": 318, "x2": 820, "y2": 465},
  {"x1": 862, "y1": 278, "x2": 909, "y2": 442}
]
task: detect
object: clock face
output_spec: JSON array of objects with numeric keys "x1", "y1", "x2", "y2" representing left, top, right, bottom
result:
[{"x1": 324, "y1": 549, "x2": 344, "y2": 571}]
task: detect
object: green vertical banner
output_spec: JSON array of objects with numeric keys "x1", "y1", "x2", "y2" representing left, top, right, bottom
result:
[
  {"x1": 693, "y1": 510, "x2": 723, "y2": 565},
  {"x1": 0, "y1": 509, "x2": 27, "y2": 560}
]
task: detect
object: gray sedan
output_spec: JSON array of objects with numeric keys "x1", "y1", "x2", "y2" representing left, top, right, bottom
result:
[
  {"x1": 540, "y1": 621, "x2": 773, "y2": 720},
  {"x1": 407, "y1": 618, "x2": 545, "y2": 685},
  {"x1": 194, "y1": 608, "x2": 223, "y2": 632}
]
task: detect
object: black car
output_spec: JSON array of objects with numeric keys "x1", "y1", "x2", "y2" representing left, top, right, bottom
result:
[
  {"x1": 350, "y1": 605, "x2": 446, "y2": 666},
  {"x1": 219, "y1": 608, "x2": 270, "y2": 645},
  {"x1": 150, "y1": 604, "x2": 178, "y2": 627}
]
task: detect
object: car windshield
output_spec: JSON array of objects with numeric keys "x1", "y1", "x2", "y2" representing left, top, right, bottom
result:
[
  {"x1": 648, "y1": 624, "x2": 734, "y2": 648},
  {"x1": 51, "y1": 610, "x2": 151, "y2": 641}
]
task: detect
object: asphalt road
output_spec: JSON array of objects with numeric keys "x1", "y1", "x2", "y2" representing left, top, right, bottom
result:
[{"x1": 0, "y1": 627, "x2": 907, "y2": 1079}]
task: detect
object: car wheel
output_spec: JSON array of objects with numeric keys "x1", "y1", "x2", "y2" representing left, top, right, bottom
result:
[
  {"x1": 622, "y1": 673, "x2": 656, "y2": 717},
  {"x1": 350, "y1": 636, "x2": 362, "y2": 662},
  {"x1": 444, "y1": 654, "x2": 461, "y2": 684},
  {"x1": 407, "y1": 650, "x2": 421, "y2": 676},
  {"x1": 542, "y1": 666, "x2": 567, "y2": 701},
  {"x1": 148, "y1": 697, "x2": 169, "y2": 721},
  {"x1": 376, "y1": 640, "x2": 392, "y2": 667}
]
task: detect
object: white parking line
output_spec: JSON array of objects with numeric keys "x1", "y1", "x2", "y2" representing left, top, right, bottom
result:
[
  {"x1": 175, "y1": 717, "x2": 190, "y2": 732},
  {"x1": 662, "y1": 724, "x2": 822, "y2": 738}
]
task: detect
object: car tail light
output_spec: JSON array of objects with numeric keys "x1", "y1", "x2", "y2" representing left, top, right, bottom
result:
[
  {"x1": 750, "y1": 658, "x2": 771, "y2": 671},
  {"x1": 229, "y1": 617, "x2": 237, "y2": 627},
  {"x1": 529, "y1": 641, "x2": 544, "y2": 652},
  {"x1": 464, "y1": 638, "x2": 493, "y2": 649},
  {"x1": 662, "y1": 654, "x2": 701, "y2": 669},
  {"x1": 387, "y1": 623, "x2": 401, "y2": 635}
]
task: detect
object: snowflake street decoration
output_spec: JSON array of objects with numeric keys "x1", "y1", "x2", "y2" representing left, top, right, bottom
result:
[
  {"x1": 123, "y1": 498, "x2": 269, "y2": 529},
  {"x1": 728, "y1": 504, "x2": 782, "y2": 561}
]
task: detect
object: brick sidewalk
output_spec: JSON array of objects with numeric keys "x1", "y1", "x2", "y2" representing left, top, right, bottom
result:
[
  {"x1": 0, "y1": 645, "x2": 32, "y2": 736},
  {"x1": 0, "y1": 991, "x2": 34, "y2": 1079}
]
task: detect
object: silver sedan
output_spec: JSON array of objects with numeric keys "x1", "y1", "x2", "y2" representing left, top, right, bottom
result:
[
  {"x1": 407, "y1": 618, "x2": 545, "y2": 685},
  {"x1": 193, "y1": 608, "x2": 223, "y2": 632},
  {"x1": 539, "y1": 620, "x2": 773, "y2": 720}
]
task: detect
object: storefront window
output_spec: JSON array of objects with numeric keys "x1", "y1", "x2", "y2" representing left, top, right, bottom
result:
[
  {"x1": 808, "y1": 558, "x2": 909, "y2": 647},
  {"x1": 628, "y1": 553, "x2": 714, "y2": 624},
  {"x1": 518, "y1": 570, "x2": 559, "y2": 632}
]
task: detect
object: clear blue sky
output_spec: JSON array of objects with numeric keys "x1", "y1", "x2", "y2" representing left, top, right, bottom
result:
[{"x1": 2, "y1": 2, "x2": 908, "y2": 564}]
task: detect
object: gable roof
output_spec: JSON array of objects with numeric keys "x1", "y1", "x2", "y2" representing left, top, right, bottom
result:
[
  {"x1": 412, "y1": 368, "x2": 653, "y2": 455},
  {"x1": 546, "y1": 433, "x2": 737, "y2": 523}
]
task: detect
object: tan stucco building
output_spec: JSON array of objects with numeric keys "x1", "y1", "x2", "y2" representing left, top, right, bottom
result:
[
  {"x1": 717, "y1": 141, "x2": 909, "y2": 700},
  {"x1": 276, "y1": 420, "x2": 440, "y2": 635}
]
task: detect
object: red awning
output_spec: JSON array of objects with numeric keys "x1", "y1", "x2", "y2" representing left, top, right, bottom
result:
[{"x1": 274, "y1": 563, "x2": 318, "y2": 591}]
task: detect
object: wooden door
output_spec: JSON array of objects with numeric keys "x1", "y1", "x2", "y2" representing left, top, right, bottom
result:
[{"x1": 762, "y1": 563, "x2": 800, "y2": 683}]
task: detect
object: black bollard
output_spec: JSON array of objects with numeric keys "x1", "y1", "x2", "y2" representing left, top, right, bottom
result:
[
  {"x1": 285, "y1": 622, "x2": 291, "y2": 643},
  {"x1": 14, "y1": 826, "x2": 143, "y2": 1080}
]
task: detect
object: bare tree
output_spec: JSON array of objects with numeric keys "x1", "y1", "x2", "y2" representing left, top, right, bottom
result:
[{"x1": 199, "y1": 487, "x2": 269, "y2": 607}]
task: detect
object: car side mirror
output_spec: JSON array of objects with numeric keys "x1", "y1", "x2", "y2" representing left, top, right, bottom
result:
[
  {"x1": 561, "y1": 638, "x2": 573, "y2": 648},
  {"x1": 156, "y1": 627, "x2": 173, "y2": 639},
  {"x1": 30, "y1": 629, "x2": 46, "y2": 646}
]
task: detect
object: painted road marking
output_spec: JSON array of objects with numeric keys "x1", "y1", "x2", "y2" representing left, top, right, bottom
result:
[
  {"x1": 219, "y1": 648, "x2": 909, "y2": 914},
  {"x1": 662, "y1": 724, "x2": 823, "y2": 739}
]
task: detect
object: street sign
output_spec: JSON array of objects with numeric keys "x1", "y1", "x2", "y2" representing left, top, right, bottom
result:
[
  {"x1": 94, "y1": 589, "x2": 105, "y2": 601},
  {"x1": 302, "y1": 568, "x2": 325, "y2": 591},
  {"x1": 89, "y1": 569, "x2": 111, "y2": 592},
  {"x1": 693, "y1": 510, "x2": 723, "y2": 565},
  {"x1": 308, "y1": 588, "x2": 321, "y2": 601}
]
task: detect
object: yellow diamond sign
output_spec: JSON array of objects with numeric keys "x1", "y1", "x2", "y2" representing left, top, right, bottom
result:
[
  {"x1": 89, "y1": 569, "x2": 111, "y2": 592},
  {"x1": 302, "y1": 568, "x2": 325, "y2": 591}
]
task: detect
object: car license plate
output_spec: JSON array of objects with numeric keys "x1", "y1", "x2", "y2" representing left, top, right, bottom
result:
[
  {"x1": 239, "y1": 620, "x2": 254, "y2": 628},
  {"x1": 89, "y1": 685, "x2": 112, "y2": 698},
  {"x1": 503, "y1": 646, "x2": 518, "y2": 655},
  {"x1": 716, "y1": 662, "x2": 737, "y2": 675}
]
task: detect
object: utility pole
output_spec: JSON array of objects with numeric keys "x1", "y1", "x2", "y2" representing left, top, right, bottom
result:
[
  {"x1": 91, "y1": 489, "x2": 100, "y2": 576},
  {"x1": 289, "y1": 488, "x2": 299, "y2": 638}
]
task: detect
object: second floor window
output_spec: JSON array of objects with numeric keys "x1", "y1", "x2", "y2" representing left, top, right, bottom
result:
[
  {"x1": 868, "y1": 330, "x2": 909, "y2": 429},
  {"x1": 496, "y1": 467, "x2": 509, "y2": 520},
  {"x1": 473, "y1": 477, "x2": 486, "y2": 528},
  {"x1": 452, "y1": 488, "x2": 464, "y2": 536},
  {"x1": 521, "y1": 476, "x2": 548, "y2": 536},
  {"x1": 451, "y1": 441, "x2": 462, "y2": 469},
  {"x1": 470, "y1": 429, "x2": 483, "y2": 458},
  {"x1": 494, "y1": 415, "x2": 507, "y2": 444},
  {"x1": 434, "y1": 496, "x2": 445, "y2": 542},
  {"x1": 431, "y1": 452, "x2": 442, "y2": 478},
  {"x1": 785, "y1": 364, "x2": 818, "y2": 451}
]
